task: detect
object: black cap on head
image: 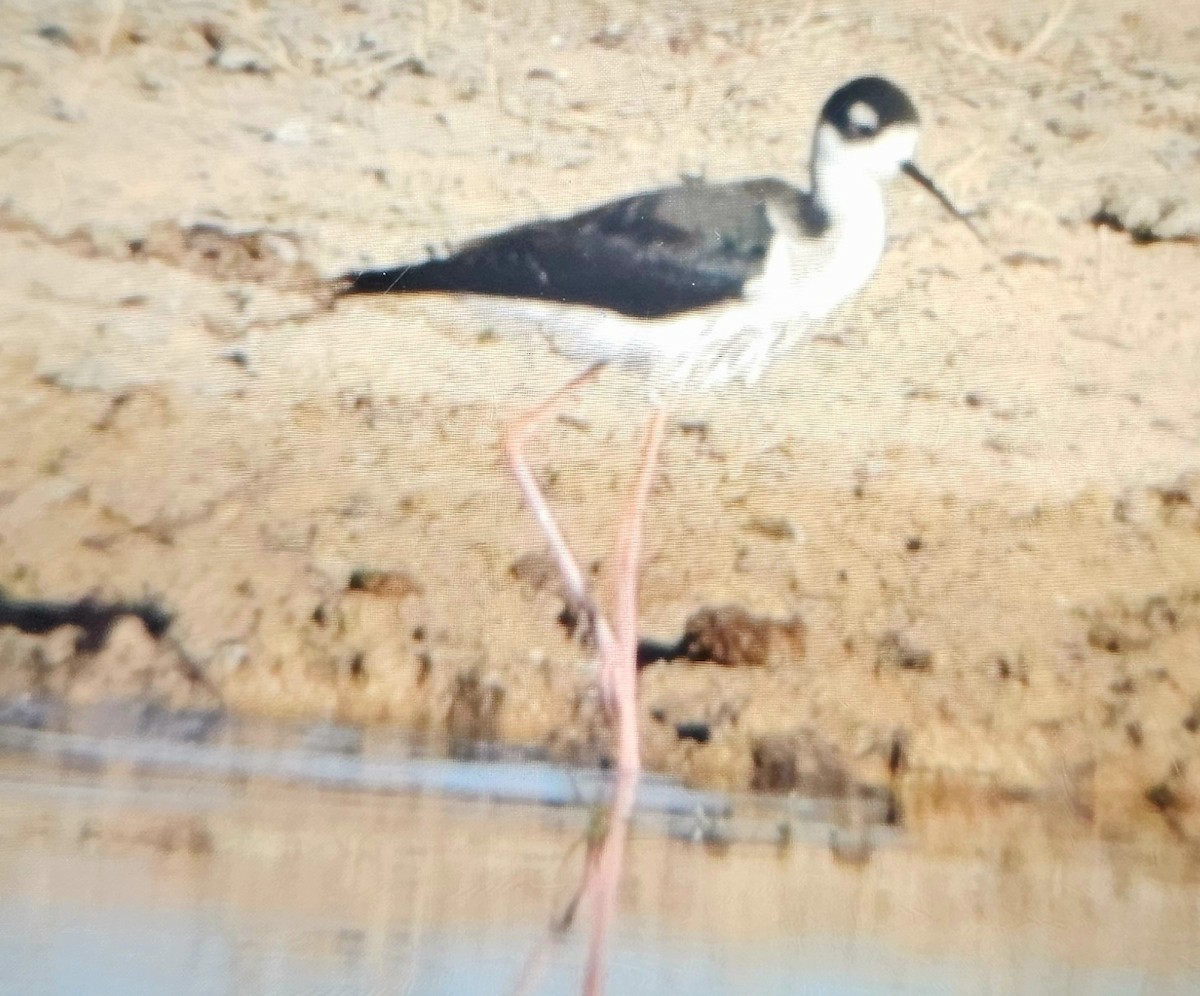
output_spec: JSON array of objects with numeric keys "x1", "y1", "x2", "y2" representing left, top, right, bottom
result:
[{"x1": 820, "y1": 76, "x2": 919, "y2": 141}]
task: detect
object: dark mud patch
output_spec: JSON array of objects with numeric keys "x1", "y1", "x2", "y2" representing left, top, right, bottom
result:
[
  {"x1": 0, "y1": 588, "x2": 171, "y2": 651},
  {"x1": 639, "y1": 605, "x2": 806, "y2": 669}
]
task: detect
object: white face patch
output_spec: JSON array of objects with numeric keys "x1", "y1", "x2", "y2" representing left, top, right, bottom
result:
[
  {"x1": 847, "y1": 100, "x2": 879, "y2": 133},
  {"x1": 812, "y1": 120, "x2": 919, "y2": 183}
]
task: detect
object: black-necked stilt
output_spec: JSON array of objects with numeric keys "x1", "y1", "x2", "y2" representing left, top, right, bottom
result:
[
  {"x1": 340, "y1": 75, "x2": 975, "y2": 995},
  {"x1": 345, "y1": 76, "x2": 975, "y2": 387}
]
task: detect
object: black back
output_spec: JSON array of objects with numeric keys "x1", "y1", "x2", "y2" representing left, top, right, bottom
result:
[{"x1": 345, "y1": 178, "x2": 820, "y2": 319}]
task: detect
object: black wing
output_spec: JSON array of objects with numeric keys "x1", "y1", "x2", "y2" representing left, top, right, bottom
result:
[{"x1": 344, "y1": 179, "x2": 813, "y2": 319}]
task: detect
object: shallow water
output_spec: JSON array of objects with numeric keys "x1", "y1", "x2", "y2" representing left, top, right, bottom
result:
[{"x1": 0, "y1": 707, "x2": 1197, "y2": 995}]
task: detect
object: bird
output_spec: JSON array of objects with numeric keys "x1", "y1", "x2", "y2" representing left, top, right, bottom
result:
[
  {"x1": 344, "y1": 76, "x2": 976, "y2": 388},
  {"x1": 339, "y1": 75, "x2": 976, "y2": 996}
]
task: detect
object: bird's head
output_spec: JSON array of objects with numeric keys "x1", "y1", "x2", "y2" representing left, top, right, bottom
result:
[
  {"x1": 813, "y1": 76, "x2": 920, "y2": 183},
  {"x1": 813, "y1": 76, "x2": 980, "y2": 239}
]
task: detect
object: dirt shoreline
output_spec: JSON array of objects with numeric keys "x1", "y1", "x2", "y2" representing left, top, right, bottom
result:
[{"x1": 1, "y1": 1, "x2": 1198, "y2": 841}]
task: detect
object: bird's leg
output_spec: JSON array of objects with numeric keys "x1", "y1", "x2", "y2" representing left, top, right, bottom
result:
[
  {"x1": 580, "y1": 758, "x2": 637, "y2": 996},
  {"x1": 579, "y1": 403, "x2": 665, "y2": 996},
  {"x1": 503, "y1": 363, "x2": 614, "y2": 654},
  {"x1": 503, "y1": 362, "x2": 665, "y2": 733},
  {"x1": 606, "y1": 402, "x2": 666, "y2": 774},
  {"x1": 505, "y1": 376, "x2": 666, "y2": 996}
]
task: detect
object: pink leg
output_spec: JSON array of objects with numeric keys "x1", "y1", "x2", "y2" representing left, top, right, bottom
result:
[
  {"x1": 503, "y1": 364, "x2": 623, "y2": 690},
  {"x1": 504, "y1": 376, "x2": 667, "y2": 996},
  {"x1": 606, "y1": 402, "x2": 666, "y2": 775},
  {"x1": 504, "y1": 382, "x2": 665, "y2": 762},
  {"x1": 580, "y1": 404, "x2": 665, "y2": 996},
  {"x1": 503, "y1": 366, "x2": 652, "y2": 721}
]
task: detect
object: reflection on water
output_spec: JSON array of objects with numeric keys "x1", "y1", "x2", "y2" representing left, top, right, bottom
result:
[{"x1": 0, "y1": 708, "x2": 1197, "y2": 995}]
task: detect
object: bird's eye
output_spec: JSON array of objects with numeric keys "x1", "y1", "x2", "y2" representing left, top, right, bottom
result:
[{"x1": 845, "y1": 101, "x2": 879, "y2": 139}]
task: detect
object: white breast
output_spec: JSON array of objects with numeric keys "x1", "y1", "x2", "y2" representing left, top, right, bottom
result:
[{"x1": 753, "y1": 189, "x2": 887, "y2": 323}]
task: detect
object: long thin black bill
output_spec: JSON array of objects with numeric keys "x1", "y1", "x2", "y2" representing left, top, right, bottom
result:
[{"x1": 901, "y1": 162, "x2": 985, "y2": 244}]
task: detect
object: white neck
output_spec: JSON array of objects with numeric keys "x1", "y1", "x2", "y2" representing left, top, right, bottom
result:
[{"x1": 793, "y1": 162, "x2": 887, "y2": 318}]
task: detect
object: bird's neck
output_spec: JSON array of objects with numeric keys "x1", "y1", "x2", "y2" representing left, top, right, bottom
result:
[
  {"x1": 811, "y1": 164, "x2": 888, "y2": 285},
  {"x1": 772, "y1": 164, "x2": 889, "y2": 319},
  {"x1": 811, "y1": 162, "x2": 887, "y2": 238}
]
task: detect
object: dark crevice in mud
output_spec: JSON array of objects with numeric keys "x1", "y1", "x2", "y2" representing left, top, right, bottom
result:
[
  {"x1": 1090, "y1": 207, "x2": 1199, "y2": 245},
  {"x1": 0, "y1": 587, "x2": 221, "y2": 703},
  {"x1": 0, "y1": 588, "x2": 172, "y2": 652},
  {"x1": 637, "y1": 635, "x2": 684, "y2": 667}
]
